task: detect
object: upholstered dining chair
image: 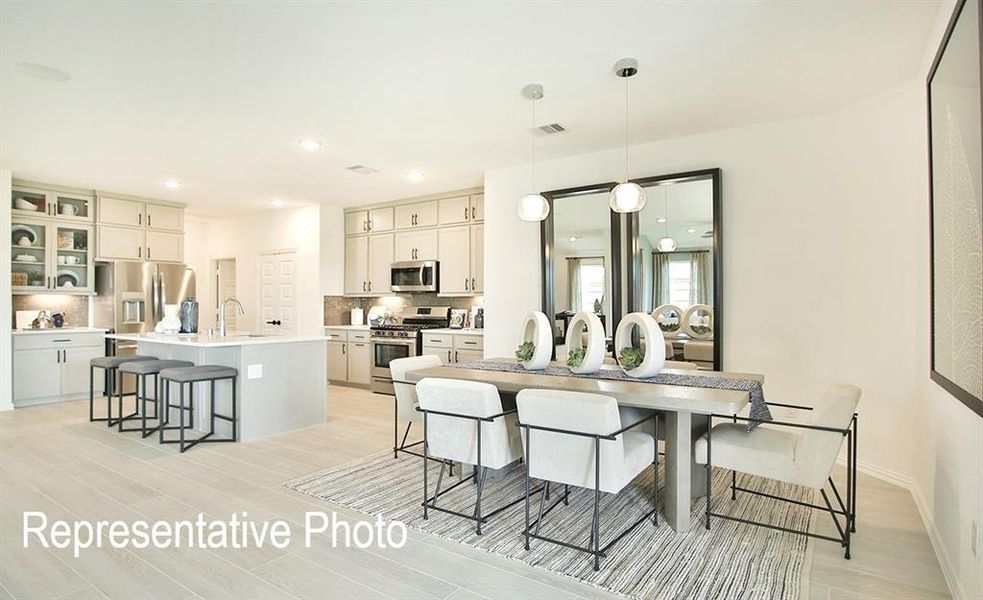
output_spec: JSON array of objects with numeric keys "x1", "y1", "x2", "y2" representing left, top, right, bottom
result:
[
  {"x1": 516, "y1": 389, "x2": 658, "y2": 571},
  {"x1": 415, "y1": 377, "x2": 529, "y2": 535},
  {"x1": 695, "y1": 384, "x2": 860, "y2": 559},
  {"x1": 389, "y1": 355, "x2": 442, "y2": 460}
]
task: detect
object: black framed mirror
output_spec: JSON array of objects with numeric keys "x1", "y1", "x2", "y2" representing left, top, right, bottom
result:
[
  {"x1": 541, "y1": 183, "x2": 622, "y2": 357},
  {"x1": 626, "y1": 168, "x2": 722, "y2": 370}
]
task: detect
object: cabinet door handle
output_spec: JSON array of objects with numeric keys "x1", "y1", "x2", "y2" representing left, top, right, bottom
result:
[
  {"x1": 139, "y1": 213, "x2": 142, "y2": 226},
  {"x1": 454, "y1": 350, "x2": 459, "y2": 362},
  {"x1": 148, "y1": 214, "x2": 152, "y2": 227},
  {"x1": 138, "y1": 246, "x2": 142, "y2": 259},
  {"x1": 471, "y1": 206, "x2": 475, "y2": 220},
  {"x1": 147, "y1": 247, "x2": 151, "y2": 259},
  {"x1": 362, "y1": 281, "x2": 367, "y2": 292},
  {"x1": 464, "y1": 206, "x2": 468, "y2": 220},
  {"x1": 342, "y1": 343, "x2": 346, "y2": 355},
  {"x1": 465, "y1": 278, "x2": 469, "y2": 291},
  {"x1": 368, "y1": 218, "x2": 373, "y2": 231},
  {"x1": 368, "y1": 281, "x2": 372, "y2": 292},
  {"x1": 471, "y1": 277, "x2": 476, "y2": 290},
  {"x1": 447, "y1": 350, "x2": 451, "y2": 363}
]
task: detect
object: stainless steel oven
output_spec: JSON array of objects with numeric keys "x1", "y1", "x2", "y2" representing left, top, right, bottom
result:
[
  {"x1": 390, "y1": 260, "x2": 438, "y2": 293},
  {"x1": 370, "y1": 335, "x2": 418, "y2": 395}
]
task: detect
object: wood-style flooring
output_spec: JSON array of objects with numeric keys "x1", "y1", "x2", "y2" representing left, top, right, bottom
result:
[{"x1": 0, "y1": 385, "x2": 951, "y2": 599}]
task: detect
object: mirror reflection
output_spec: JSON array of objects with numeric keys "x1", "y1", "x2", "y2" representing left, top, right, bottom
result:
[{"x1": 635, "y1": 175, "x2": 717, "y2": 368}]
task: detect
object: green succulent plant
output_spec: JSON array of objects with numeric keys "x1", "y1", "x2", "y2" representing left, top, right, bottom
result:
[
  {"x1": 690, "y1": 325, "x2": 712, "y2": 335},
  {"x1": 658, "y1": 322, "x2": 679, "y2": 332},
  {"x1": 515, "y1": 341, "x2": 535, "y2": 362},
  {"x1": 567, "y1": 347, "x2": 586, "y2": 368},
  {"x1": 619, "y1": 346, "x2": 644, "y2": 370}
]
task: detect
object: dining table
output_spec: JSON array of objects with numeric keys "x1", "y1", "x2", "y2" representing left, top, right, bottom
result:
[{"x1": 404, "y1": 359, "x2": 765, "y2": 533}]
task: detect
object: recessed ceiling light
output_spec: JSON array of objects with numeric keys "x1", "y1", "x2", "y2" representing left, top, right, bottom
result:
[
  {"x1": 299, "y1": 139, "x2": 322, "y2": 152},
  {"x1": 687, "y1": 228, "x2": 697, "y2": 234},
  {"x1": 656, "y1": 217, "x2": 667, "y2": 223},
  {"x1": 569, "y1": 236, "x2": 577, "y2": 242},
  {"x1": 14, "y1": 62, "x2": 71, "y2": 82},
  {"x1": 162, "y1": 179, "x2": 182, "y2": 189},
  {"x1": 406, "y1": 170, "x2": 426, "y2": 182},
  {"x1": 271, "y1": 198, "x2": 285, "y2": 207}
]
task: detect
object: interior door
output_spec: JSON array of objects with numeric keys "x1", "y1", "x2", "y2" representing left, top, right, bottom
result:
[{"x1": 258, "y1": 250, "x2": 298, "y2": 334}]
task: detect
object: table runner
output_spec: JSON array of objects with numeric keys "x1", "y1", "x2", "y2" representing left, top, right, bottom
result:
[{"x1": 452, "y1": 360, "x2": 772, "y2": 431}]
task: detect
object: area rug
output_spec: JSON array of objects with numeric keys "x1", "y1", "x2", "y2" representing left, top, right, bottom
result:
[{"x1": 286, "y1": 452, "x2": 815, "y2": 599}]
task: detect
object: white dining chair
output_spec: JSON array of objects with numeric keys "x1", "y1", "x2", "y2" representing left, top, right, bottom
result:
[
  {"x1": 389, "y1": 355, "x2": 443, "y2": 460},
  {"x1": 695, "y1": 384, "x2": 860, "y2": 559},
  {"x1": 415, "y1": 377, "x2": 527, "y2": 535},
  {"x1": 516, "y1": 389, "x2": 658, "y2": 571}
]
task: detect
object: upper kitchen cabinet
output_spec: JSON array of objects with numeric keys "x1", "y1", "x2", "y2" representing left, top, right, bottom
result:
[
  {"x1": 395, "y1": 201, "x2": 438, "y2": 229},
  {"x1": 146, "y1": 203, "x2": 184, "y2": 231},
  {"x1": 12, "y1": 182, "x2": 95, "y2": 222},
  {"x1": 344, "y1": 233, "x2": 393, "y2": 295},
  {"x1": 98, "y1": 196, "x2": 145, "y2": 227},
  {"x1": 97, "y1": 225, "x2": 144, "y2": 261},
  {"x1": 11, "y1": 218, "x2": 94, "y2": 294},
  {"x1": 344, "y1": 236, "x2": 369, "y2": 294},
  {"x1": 438, "y1": 194, "x2": 484, "y2": 226},
  {"x1": 470, "y1": 223, "x2": 484, "y2": 293},
  {"x1": 345, "y1": 207, "x2": 394, "y2": 235},
  {"x1": 146, "y1": 231, "x2": 183, "y2": 262},
  {"x1": 95, "y1": 193, "x2": 186, "y2": 262},
  {"x1": 437, "y1": 224, "x2": 483, "y2": 295},
  {"x1": 394, "y1": 229, "x2": 438, "y2": 262}
]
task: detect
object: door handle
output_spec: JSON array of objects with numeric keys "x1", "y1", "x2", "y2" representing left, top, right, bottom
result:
[
  {"x1": 447, "y1": 350, "x2": 451, "y2": 363},
  {"x1": 368, "y1": 219, "x2": 373, "y2": 230},
  {"x1": 342, "y1": 343, "x2": 346, "y2": 354},
  {"x1": 471, "y1": 206, "x2": 475, "y2": 220},
  {"x1": 138, "y1": 246, "x2": 142, "y2": 259},
  {"x1": 363, "y1": 220, "x2": 368, "y2": 232},
  {"x1": 265, "y1": 320, "x2": 281, "y2": 326},
  {"x1": 465, "y1": 278, "x2": 469, "y2": 291},
  {"x1": 363, "y1": 281, "x2": 367, "y2": 292},
  {"x1": 139, "y1": 213, "x2": 142, "y2": 226},
  {"x1": 464, "y1": 206, "x2": 468, "y2": 220},
  {"x1": 147, "y1": 246, "x2": 151, "y2": 259},
  {"x1": 147, "y1": 214, "x2": 152, "y2": 227},
  {"x1": 471, "y1": 277, "x2": 476, "y2": 291},
  {"x1": 368, "y1": 281, "x2": 372, "y2": 292},
  {"x1": 455, "y1": 350, "x2": 459, "y2": 362}
]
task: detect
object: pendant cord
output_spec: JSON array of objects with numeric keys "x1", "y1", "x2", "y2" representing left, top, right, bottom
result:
[
  {"x1": 624, "y1": 75, "x2": 630, "y2": 183},
  {"x1": 532, "y1": 98, "x2": 537, "y2": 191}
]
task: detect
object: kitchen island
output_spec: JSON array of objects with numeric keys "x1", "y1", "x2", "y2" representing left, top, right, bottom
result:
[{"x1": 106, "y1": 332, "x2": 327, "y2": 441}]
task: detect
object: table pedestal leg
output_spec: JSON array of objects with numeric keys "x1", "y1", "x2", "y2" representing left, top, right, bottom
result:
[{"x1": 664, "y1": 410, "x2": 709, "y2": 532}]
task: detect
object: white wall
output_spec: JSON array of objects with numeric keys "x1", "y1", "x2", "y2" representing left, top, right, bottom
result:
[
  {"x1": 183, "y1": 205, "x2": 322, "y2": 335},
  {"x1": 0, "y1": 169, "x2": 12, "y2": 411},
  {"x1": 486, "y1": 69, "x2": 981, "y2": 597},
  {"x1": 319, "y1": 203, "x2": 345, "y2": 296}
]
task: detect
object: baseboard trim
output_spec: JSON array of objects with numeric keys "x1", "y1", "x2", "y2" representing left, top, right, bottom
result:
[{"x1": 836, "y1": 456, "x2": 965, "y2": 600}]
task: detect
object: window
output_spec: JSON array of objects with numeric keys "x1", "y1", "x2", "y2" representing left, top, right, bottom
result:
[
  {"x1": 579, "y1": 264, "x2": 606, "y2": 313},
  {"x1": 668, "y1": 259, "x2": 692, "y2": 308}
]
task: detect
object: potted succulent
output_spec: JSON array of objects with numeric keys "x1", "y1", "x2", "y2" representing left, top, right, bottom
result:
[
  {"x1": 618, "y1": 345, "x2": 645, "y2": 371},
  {"x1": 563, "y1": 312, "x2": 605, "y2": 374},
  {"x1": 614, "y1": 313, "x2": 666, "y2": 377},
  {"x1": 515, "y1": 341, "x2": 535, "y2": 362},
  {"x1": 566, "y1": 346, "x2": 586, "y2": 368},
  {"x1": 518, "y1": 312, "x2": 552, "y2": 370}
]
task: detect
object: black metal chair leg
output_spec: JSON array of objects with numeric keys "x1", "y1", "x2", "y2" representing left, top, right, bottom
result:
[
  {"x1": 524, "y1": 425, "x2": 531, "y2": 550},
  {"x1": 89, "y1": 366, "x2": 94, "y2": 421},
  {"x1": 179, "y1": 383, "x2": 186, "y2": 453},
  {"x1": 422, "y1": 411, "x2": 429, "y2": 521},
  {"x1": 706, "y1": 416, "x2": 712, "y2": 531},
  {"x1": 593, "y1": 437, "x2": 601, "y2": 572}
]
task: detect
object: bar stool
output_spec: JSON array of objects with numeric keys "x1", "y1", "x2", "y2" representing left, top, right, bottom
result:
[
  {"x1": 89, "y1": 355, "x2": 157, "y2": 426},
  {"x1": 117, "y1": 359, "x2": 194, "y2": 437},
  {"x1": 158, "y1": 365, "x2": 238, "y2": 452}
]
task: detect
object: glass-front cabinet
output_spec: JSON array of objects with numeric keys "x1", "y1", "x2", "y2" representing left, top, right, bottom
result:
[
  {"x1": 12, "y1": 184, "x2": 94, "y2": 222},
  {"x1": 11, "y1": 212, "x2": 95, "y2": 294}
]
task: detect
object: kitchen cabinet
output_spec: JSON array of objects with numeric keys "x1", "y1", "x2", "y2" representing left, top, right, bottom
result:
[
  {"x1": 97, "y1": 225, "x2": 145, "y2": 261},
  {"x1": 12, "y1": 331, "x2": 106, "y2": 406},
  {"x1": 327, "y1": 341, "x2": 348, "y2": 382},
  {"x1": 146, "y1": 203, "x2": 184, "y2": 231},
  {"x1": 145, "y1": 230, "x2": 183, "y2": 263},
  {"x1": 347, "y1": 340, "x2": 371, "y2": 384},
  {"x1": 395, "y1": 201, "x2": 438, "y2": 229},
  {"x1": 344, "y1": 236, "x2": 369, "y2": 294},
  {"x1": 438, "y1": 224, "x2": 482, "y2": 295},
  {"x1": 438, "y1": 194, "x2": 483, "y2": 226},
  {"x1": 394, "y1": 229, "x2": 438, "y2": 262},
  {"x1": 346, "y1": 211, "x2": 368, "y2": 236},
  {"x1": 98, "y1": 196, "x2": 145, "y2": 227},
  {"x1": 367, "y1": 234, "x2": 393, "y2": 294},
  {"x1": 345, "y1": 207, "x2": 394, "y2": 235},
  {"x1": 345, "y1": 234, "x2": 392, "y2": 295},
  {"x1": 11, "y1": 217, "x2": 94, "y2": 294},
  {"x1": 12, "y1": 183, "x2": 94, "y2": 222},
  {"x1": 324, "y1": 327, "x2": 372, "y2": 386},
  {"x1": 422, "y1": 330, "x2": 484, "y2": 365}
]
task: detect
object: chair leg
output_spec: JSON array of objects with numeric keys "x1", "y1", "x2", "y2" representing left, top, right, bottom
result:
[
  {"x1": 593, "y1": 437, "x2": 601, "y2": 572},
  {"x1": 534, "y1": 480, "x2": 548, "y2": 535},
  {"x1": 564, "y1": 484, "x2": 570, "y2": 506},
  {"x1": 422, "y1": 412, "x2": 429, "y2": 521},
  {"x1": 524, "y1": 426, "x2": 531, "y2": 551},
  {"x1": 475, "y1": 421, "x2": 483, "y2": 535},
  {"x1": 851, "y1": 414, "x2": 858, "y2": 533},
  {"x1": 653, "y1": 415, "x2": 659, "y2": 525},
  {"x1": 393, "y1": 399, "x2": 399, "y2": 458},
  {"x1": 88, "y1": 366, "x2": 94, "y2": 421},
  {"x1": 231, "y1": 376, "x2": 238, "y2": 442},
  {"x1": 706, "y1": 418, "x2": 712, "y2": 531},
  {"x1": 179, "y1": 383, "x2": 187, "y2": 453}
]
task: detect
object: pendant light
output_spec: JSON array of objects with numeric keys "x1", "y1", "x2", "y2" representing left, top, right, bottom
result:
[
  {"x1": 516, "y1": 83, "x2": 550, "y2": 222},
  {"x1": 656, "y1": 186, "x2": 677, "y2": 252},
  {"x1": 609, "y1": 58, "x2": 646, "y2": 214}
]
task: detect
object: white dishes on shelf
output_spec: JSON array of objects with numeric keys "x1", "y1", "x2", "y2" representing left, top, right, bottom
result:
[
  {"x1": 564, "y1": 311, "x2": 605, "y2": 374},
  {"x1": 14, "y1": 198, "x2": 38, "y2": 211},
  {"x1": 682, "y1": 304, "x2": 714, "y2": 340},
  {"x1": 12, "y1": 225, "x2": 38, "y2": 247},
  {"x1": 614, "y1": 312, "x2": 666, "y2": 378},
  {"x1": 518, "y1": 311, "x2": 552, "y2": 370},
  {"x1": 55, "y1": 270, "x2": 80, "y2": 288},
  {"x1": 14, "y1": 254, "x2": 38, "y2": 263}
]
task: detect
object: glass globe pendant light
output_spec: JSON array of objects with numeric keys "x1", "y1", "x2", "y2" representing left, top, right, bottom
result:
[
  {"x1": 516, "y1": 83, "x2": 550, "y2": 222},
  {"x1": 609, "y1": 58, "x2": 646, "y2": 214},
  {"x1": 656, "y1": 186, "x2": 677, "y2": 252}
]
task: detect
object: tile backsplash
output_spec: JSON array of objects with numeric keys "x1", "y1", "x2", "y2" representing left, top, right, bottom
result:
[
  {"x1": 12, "y1": 295, "x2": 89, "y2": 329},
  {"x1": 324, "y1": 294, "x2": 483, "y2": 326}
]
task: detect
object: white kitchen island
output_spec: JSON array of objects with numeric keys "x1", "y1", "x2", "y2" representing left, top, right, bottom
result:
[{"x1": 106, "y1": 333, "x2": 327, "y2": 441}]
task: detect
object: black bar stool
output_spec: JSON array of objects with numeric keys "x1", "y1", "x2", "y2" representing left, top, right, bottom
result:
[
  {"x1": 89, "y1": 355, "x2": 157, "y2": 426},
  {"x1": 117, "y1": 359, "x2": 194, "y2": 437},
  {"x1": 158, "y1": 365, "x2": 238, "y2": 452}
]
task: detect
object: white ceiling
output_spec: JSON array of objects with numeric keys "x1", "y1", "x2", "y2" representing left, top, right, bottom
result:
[{"x1": 0, "y1": 1, "x2": 942, "y2": 216}]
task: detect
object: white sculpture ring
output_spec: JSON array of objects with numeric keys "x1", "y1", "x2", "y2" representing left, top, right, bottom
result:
[
  {"x1": 653, "y1": 304, "x2": 684, "y2": 335},
  {"x1": 519, "y1": 311, "x2": 553, "y2": 370},
  {"x1": 614, "y1": 312, "x2": 666, "y2": 378},
  {"x1": 564, "y1": 312, "x2": 606, "y2": 374},
  {"x1": 682, "y1": 304, "x2": 714, "y2": 340}
]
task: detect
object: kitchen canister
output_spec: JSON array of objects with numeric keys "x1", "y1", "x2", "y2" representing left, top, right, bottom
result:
[
  {"x1": 350, "y1": 307, "x2": 364, "y2": 326},
  {"x1": 179, "y1": 298, "x2": 199, "y2": 333}
]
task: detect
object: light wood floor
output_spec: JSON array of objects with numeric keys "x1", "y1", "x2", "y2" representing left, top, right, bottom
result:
[{"x1": 0, "y1": 385, "x2": 950, "y2": 599}]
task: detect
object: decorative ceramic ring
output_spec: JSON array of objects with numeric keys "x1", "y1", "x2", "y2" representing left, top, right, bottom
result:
[
  {"x1": 614, "y1": 312, "x2": 666, "y2": 378},
  {"x1": 564, "y1": 312, "x2": 605, "y2": 374},
  {"x1": 682, "y1": 304, "x2": 714, "y2": 339},
  {"x1": 653, "y1": 304, "x2": 684, "y2": 335},
  {"x1": 519, "y1": 311, "x2": 553, "y2": 370}
]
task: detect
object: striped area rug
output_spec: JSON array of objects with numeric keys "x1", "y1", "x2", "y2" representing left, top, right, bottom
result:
[{"x1": 286, "y1": 452, "x2": 814, "y2": 599}]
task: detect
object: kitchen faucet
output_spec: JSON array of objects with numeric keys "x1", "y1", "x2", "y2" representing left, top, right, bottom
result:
[{"x1": 217, "y1": 297, "x2": 245, "y2": 337}]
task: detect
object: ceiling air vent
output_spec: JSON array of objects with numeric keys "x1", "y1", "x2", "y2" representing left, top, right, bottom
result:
[
  {"x1": 345, "y1": 165, "x2": 380, "y2": 175},
  {"x1": 528, "y1": 123, "x2": 567, "y2": 137}
]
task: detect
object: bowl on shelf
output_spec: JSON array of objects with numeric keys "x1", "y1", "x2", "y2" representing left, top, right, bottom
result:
[
  {"x1": 56, "y1": 270, "x2": 80, "y2": 288},
  {"x1": 12, "y1": 225, "x2": 38, "y2": 247},
  {"x1": 14, "y1": 254, "x2": 38, "y2": 262},
  {"x1": 14, "y1": 198, "x2": 38, "y2": 211}
]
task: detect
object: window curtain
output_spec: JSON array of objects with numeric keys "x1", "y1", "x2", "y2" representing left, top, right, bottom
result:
[
  {"x1": 691, "y1": 251, "x2": 712, "y2": 305},
  {"x1": 568, "y1": 258, "x2": 582, "y2": 313},
  {"x1": 653, "y1": 252, "x2": 670, "y2": 307}
]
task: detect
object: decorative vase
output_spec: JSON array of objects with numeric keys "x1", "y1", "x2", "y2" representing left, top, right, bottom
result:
[
  {"x1": 156, "y1": 304, "x2": 182, "y2": 334},
  {"x1": 519, "y1": 311, "x2": 552, "y2": 370},
  {"x1": 682, "y1": 304, "x2": 714, "y2": 339},
  {"x1": 653, "y1": 304, "x2": 684, "y2": 336},
  {"x1": 564, "y1": 312, "x2": 605, "y2": 374},
  {"x1": 614, "y1": 312, "x2": 666, "y2": 378}
]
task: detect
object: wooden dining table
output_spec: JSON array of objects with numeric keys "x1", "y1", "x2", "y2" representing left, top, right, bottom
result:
[{"x1": 404, "y1": 359, "x2": 764, "y2": 533}]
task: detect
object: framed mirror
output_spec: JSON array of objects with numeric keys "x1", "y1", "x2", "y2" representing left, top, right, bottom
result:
[
  {"x1": 541, "y1": 183, "x2": 622, "y2": 357},
  {"x1": 627, "y1": 168, "x2": 722, "y2": 369}
]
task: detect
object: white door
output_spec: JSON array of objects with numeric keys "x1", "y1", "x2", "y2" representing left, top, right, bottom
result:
[
  {"x1": 215, "y1": 258, "x2": 238, "y2": 331},
  {"x1": 470, "y1": 224, "x2": 483, "y2": 293},
  {"x1": 97, "y1": 225, "x2": 145, "y2": 261},
  {"x1": 438, "y1": 225, "x2": 471, "y2": 294},
  {"x1": 344, "y1": 236, "x2": 368, "y2": 294},
  {"x1": 258, "y1": 250, "x2": 298, "y2": 334},
  {"x1": 146, "y1": 231, "x2": 183, "y2": 263},
  {"x1": 146, "y1": 203, "x2": 184, "y2": 231},
  {"x1": 367, "y1": 233, "x2": 393, "y2": 295},
  {"x1": 394, "y1": 231, "x2": 417, "y2": 262},
  {"x1": 98, "y1": 197, "x2": 144, "y2": 227}
]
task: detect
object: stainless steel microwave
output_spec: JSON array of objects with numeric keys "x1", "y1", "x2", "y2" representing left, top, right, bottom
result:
[{"x1": 390, "y1": 260, "x2": 439, "y2": 293}]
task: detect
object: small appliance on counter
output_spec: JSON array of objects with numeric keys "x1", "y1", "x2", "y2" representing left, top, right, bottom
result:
[{"x1": 179, "y1": 297, "x2": 199, "y2": 333}]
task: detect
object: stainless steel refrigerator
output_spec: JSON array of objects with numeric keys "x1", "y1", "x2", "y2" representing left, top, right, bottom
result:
[{"x1": 93, "y1": 261, "x2": 196, "y2": 391}]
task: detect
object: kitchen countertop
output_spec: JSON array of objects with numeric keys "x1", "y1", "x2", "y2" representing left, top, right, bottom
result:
[
  {"x1": 323, "y1": 324, "x2": 371, "y2": 330},
  {"x1": 107, "y1": 332, "x2": 328, "y2": 348},
  {"x1": 423, "y1": 328, "x2": 484, "y2": 335},
  {"x1": 12, "y1": 327, "x2": 108, "y2": 336}
]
